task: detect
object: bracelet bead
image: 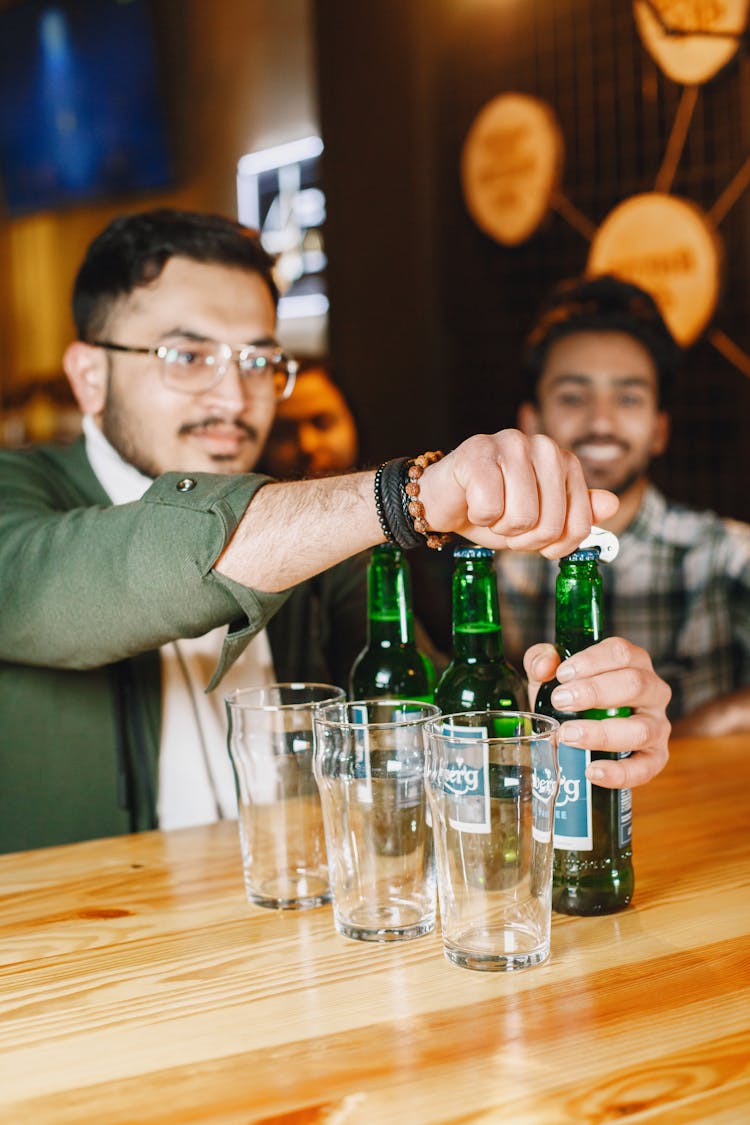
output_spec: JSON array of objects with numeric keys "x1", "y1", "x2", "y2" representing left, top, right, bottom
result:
[
  {"x1": 402, "y1": 451, "x2": 453, "y2": 550},
  {"x1": 372, "y1": 450, "x2": 454, "y2": 550}
]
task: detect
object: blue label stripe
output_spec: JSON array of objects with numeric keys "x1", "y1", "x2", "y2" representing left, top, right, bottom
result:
[
  {"x1": 553, "y1": 742, "x2": 592, "y2": 850},
  {"x1": 437, "y1": 723, "x2": 491, "y2": 834}
]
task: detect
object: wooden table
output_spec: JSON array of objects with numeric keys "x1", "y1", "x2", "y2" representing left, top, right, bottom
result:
[{"x1": 1, "y1": 735, "x2": 749, "y2": 1124}]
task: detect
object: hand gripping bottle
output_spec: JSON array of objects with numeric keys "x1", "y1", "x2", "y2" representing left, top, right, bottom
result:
[{"x1": 535, "y1": 538, "x2": 634, "y2": 915}]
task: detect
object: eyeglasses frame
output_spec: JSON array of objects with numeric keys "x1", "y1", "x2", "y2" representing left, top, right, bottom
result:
[{"x1": 90, "y1": 339, "x2": 298, "y2": 400}]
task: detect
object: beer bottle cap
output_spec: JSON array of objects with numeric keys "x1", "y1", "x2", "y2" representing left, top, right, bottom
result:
[
  {"x1": 563, "y1": 546, "x2": 601, "y2": 562},
  {"x1": 453, "y1": 544, "x2": 495, "y2": 559}
]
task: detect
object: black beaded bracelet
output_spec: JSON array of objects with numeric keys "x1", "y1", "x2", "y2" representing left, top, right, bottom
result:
[
  {"x1": 373, "y1": 461, "x2": 396, "y2": 543},
  {"x1": 381, "y1": 457, "x2": 424, "y2": 549},
  {"x1": 373, "y1": 457, "x2": 422, "y2": 549},
  {"x1": 374, "y1": 453, "x2": 454, "y2": 549}
]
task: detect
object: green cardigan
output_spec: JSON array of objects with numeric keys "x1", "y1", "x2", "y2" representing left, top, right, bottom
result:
[{"x1": 0, "y1": 439, "x2": 367, "y2": 853}]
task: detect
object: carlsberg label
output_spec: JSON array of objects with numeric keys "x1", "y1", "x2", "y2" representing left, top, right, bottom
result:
[
  {"x1": 437, "y1": 723, "x2": 491, "y2": 834},
  {"x1": 531, "y1": 761, "x2": 557, "y2": 843},
  {"x1": 553, "y1": 742, "x2": 593, "y2": 850}
]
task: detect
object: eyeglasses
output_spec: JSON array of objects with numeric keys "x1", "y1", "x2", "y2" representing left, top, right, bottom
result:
[{"x1": 91, "y1": 339, "x2": 298, "y2": 399}]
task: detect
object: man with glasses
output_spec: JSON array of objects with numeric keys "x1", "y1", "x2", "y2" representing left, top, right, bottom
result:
[{"x1": 0, "y1": 210, "x2": 670, "y2": 853}]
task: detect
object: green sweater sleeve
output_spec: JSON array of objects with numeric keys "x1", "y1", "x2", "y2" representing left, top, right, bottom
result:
[{"x1": 0, "y1": 450, "x2": 289, "y2": 676}]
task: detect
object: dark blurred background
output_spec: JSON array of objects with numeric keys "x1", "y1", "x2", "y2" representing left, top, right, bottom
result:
[
  {"x1": 316, "y1": 0, "x2": 750, "y2": 521},
  {"x1": 1, "y1": 0, "x2": 748, "y2": 519}
]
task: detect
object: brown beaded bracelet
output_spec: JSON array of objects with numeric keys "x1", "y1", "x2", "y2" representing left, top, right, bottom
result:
[{"x1": 403, "y1": 451, "x2": 453, "y2": 550}]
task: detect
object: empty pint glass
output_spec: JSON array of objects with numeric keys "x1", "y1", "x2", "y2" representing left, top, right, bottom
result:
[
  {"x1": 225, "y1": 683, "x2": 345, "y2": 910},
  {"x1": 313, "y1": 700, "x2": 440, "y2": 942},
  {"x1": 425, "y1": 711, "x2": 560, "y2": 971}
]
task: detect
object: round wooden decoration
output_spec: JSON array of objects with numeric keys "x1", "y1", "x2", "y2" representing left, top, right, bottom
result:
[
  {"x1": 587, "y1": 192, "x2": 722, "y2": 346},
  {"x1": 633, "y1": 0, "x2": 748, "y2": 86},
  {"x1": 461, "y1": 93, "x2": 563, "y2": 246}
]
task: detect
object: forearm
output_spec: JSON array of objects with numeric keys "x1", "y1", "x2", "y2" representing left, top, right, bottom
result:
[
  {"x1": 215, "y1": 431, "x2": 621, "y2": 591},
  {"x1": 215, "y1": 472, "x2": 383, "y2": 590},
  {"x1": 670, "y1": 686, "x2": 750, "y2": 738}
]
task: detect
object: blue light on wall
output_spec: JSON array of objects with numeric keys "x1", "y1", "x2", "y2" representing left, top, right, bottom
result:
[{"x1": 0, "y1": 0, "x2": 173, "y2": 215}]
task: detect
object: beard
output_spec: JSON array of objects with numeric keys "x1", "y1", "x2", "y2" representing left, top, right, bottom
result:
[
  {"x1": 101, "y1": 383, "x2": 262, "y2": 478},
  {"x1": 101, "y1": 391, "x2": 162, "y2": 479}
]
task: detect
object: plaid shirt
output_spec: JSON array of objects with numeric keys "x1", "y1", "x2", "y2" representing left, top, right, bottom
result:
[{"x1": 496, "y1": 486, "x2": 750, "y2": 721}]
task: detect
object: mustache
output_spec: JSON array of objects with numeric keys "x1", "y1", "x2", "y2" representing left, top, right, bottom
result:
[{"x1": 179, "y1": 416, "x2": 259, "y2": 442}]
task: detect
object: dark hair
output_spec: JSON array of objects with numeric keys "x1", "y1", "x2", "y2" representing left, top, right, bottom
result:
[
  {"x1": 522, "y1": 274, "x2": 682, "y2": 408},
  {"x1": 72, "y1": 208, "x2": 279, "y2": 340}
]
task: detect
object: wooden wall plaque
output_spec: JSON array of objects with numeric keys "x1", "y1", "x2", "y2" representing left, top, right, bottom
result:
[
  {"x1": 461, "y1": 93, "x2": 563, "y2": 246},
  {"x1": 587, "y1": 192, "x2": 722, "y2": 346},
  {"x1": 633, "y1": 0, "x2": 749, "y2": 86}
]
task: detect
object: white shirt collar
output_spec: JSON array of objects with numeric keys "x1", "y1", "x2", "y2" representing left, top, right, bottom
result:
[
  {"x1": 82, "y1": 413, "x2": 154, "y2": 506},
  {"x1": 81, "y1": 418, "x2": 276, "y2": 831}
]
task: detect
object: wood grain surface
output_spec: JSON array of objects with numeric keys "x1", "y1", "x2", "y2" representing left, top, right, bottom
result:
[{"x1": 1, "y1": 736, "x2": 749, "y2": 1125}]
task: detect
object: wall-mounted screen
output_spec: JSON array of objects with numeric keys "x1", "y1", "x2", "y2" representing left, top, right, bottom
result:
[{"x1": 0, "y1": 0, "x2": 173, "y2": 216}]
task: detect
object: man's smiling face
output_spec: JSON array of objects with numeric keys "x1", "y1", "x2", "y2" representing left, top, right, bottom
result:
[{"x1": 521, "y1": 330, "x2": 669, "y2": 497}]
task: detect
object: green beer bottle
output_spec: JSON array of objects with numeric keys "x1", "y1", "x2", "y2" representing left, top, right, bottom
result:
[
  {"x1": 349, "y1": 543, "x2": 436, "y2": 702},
  {"x1": 434, "y1": 546, "x2": 528, "y2": 887},
  {"x1": 435, "y1": 545, "x2": 526, "y2": 719},
  {"x1": 535, "y1": 546, "x2": 634, "y2": 915}
]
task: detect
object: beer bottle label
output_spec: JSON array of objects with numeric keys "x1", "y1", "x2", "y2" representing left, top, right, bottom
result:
[
  {"x1": 435, "y1": 723, "x2": 492, "y2": 834},
  {"x1": 351, "y1": 703, "x2": 424, "y2": 810},
  {"x1": 351, "y1": 704, "x2": 373, "y2": 802},
  {"x1": 553, "y1": 742, "x2": 593, "y2": 850},
  {"x1": 531, "y1": 758, "x2": 558, "y2": 843}
]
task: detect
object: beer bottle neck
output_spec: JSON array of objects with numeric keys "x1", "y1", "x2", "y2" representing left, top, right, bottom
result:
[
  {"x1": 367, "y1": 545, "x2": 415, "y2": 647},
  {"x1": 554, "y1": 556, "x2": 603, "y2": 658},
  {"x1": 452, "y1": 557, "x2": 504, "y2": 662}
]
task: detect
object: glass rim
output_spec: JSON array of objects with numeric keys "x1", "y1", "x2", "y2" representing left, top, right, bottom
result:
[
  {"x1": 225, "y1": 682, "x2": 346, "y2": 712},
  {"x1": 426, "y1": 710, "x2": 559, "y2": 744},
  {"x1": 315, "y1": 698, "x2": 441, "y2": 731}
]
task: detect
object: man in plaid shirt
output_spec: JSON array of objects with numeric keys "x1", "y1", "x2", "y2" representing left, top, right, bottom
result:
[{"x1": 498, "y1": 274, "x2": 750, "y2": 736}]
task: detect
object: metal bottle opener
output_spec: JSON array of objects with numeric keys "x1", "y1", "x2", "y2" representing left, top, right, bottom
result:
[{"x1": 578, "y1": 525, "x2": 619, "y2": 564}]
